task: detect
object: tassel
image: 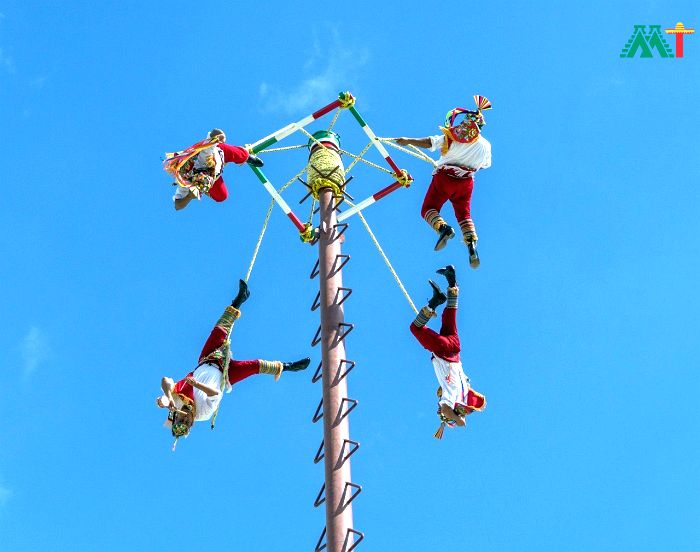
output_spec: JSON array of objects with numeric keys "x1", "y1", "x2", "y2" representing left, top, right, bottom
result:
[
  {"x1": 474, "y1": 95, "x2": 492, "y2": 111},
  {"x1": 172, "y1": 438, "x2": 179, "y2": 452},
  {"x1": 434, "y1": 423, "x2": 446, "y2": 440}
]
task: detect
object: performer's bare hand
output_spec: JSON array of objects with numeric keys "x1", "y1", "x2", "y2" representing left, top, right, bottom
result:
[
  {"x1": 395, "y1": 137, "x2": 409, "y2": 146},
  {"x1": 156, "y1": 395, "x2": 171, "y2": 409},
  {"x1": 186, "y1": 376, "x2": 197, "y2": 386}
]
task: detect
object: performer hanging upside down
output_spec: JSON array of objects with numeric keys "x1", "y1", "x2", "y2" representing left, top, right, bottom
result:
[
  {"x1": 167, "y1": 128, "x2": 264, "y2": 211},
  {"x1": 396, "y1": 95, "x2": 492, "y2": 268},
  {"x1": 156, "y1": 279, "x2": 310, "y2": 448},
  {"x1": 409, "y1": 265, "x2": 486, "y2": 439}
]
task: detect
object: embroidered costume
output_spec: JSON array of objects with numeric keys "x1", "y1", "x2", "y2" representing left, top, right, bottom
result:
[
  {"x1": 171, "y1": 142, "x2": 250, "y2": 203},
  {"x1": 159, "y1": 279, "x2": 310, "y2": 449},
  {"x1": 410, "y1": 269, "x2": 486, "y2": 439},
  {"x1": 170, "y1": 305, "x2": 284, "y2": 423},
  {"x1": 421, "y1": 95, "x2": 492, "y2": 266}
]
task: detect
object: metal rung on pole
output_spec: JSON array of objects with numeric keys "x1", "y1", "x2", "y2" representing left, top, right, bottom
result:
[
  {"x1": 314, "y1": 440, "x2": 325, "y2": 464},
  {"x1": 314, "y1": 483, "x2": 326, "y2": 507},
  {"x1": 335, "y1": 439, "x2": 360, "y2": 469},
  {"x1": 312, "y1": 361, "x2": 323, "y2": 383},
  {"x1": 334, "y1": 398, "x2": 358, "y2": 426},
  {"x1": 334, "y1": 360, "x2": 356, "y2": 385},
  {"x1": 337, "y1": 482, "x2": 362, "y2": 514},
  {"x1": 342, "y1": 529, "x2": 364, "y2": 552},
  {"x1": 313, "y1": 398, "x2": 324, "y2": 423}
]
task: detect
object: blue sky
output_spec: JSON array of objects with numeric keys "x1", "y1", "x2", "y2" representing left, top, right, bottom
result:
[{"x1": 1, "y1": 1, "x2": 699, "y2": 550}]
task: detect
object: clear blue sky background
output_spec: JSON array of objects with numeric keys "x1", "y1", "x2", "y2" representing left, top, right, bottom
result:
[{"x1": 1, "y1": 1, "x2": 699, "y2": 550}]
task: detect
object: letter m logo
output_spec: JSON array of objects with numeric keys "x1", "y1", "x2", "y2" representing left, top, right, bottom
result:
[{"x1": 620, "y1": 25, "x2": 675, "y2": 57}]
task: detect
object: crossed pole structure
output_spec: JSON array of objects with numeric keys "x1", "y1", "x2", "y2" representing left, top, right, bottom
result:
[
  {"x1": 247, "y1": 92, "x2": 411, "y2": 551},
  {"x1": 248, "y1": 92, "x2": 412, "y2": 242}
]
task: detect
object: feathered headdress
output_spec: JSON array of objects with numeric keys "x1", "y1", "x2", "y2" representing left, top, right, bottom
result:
[{"x1": 438, "y1": 95, "x2": 492, "y2": 154}]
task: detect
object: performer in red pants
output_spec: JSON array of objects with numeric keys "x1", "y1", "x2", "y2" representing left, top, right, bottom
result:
[
  {"x1": 168, "y1": 128, "x2": 264, "y2": 210},
  {"x1": 156, "y1": 280, "x2": 310, "y2": 448},
  {"x1": 396, "y1": 95, "x2": 492, "y2": 268},
  {"x1": 409, "y1": 265, "x2": 486, "y2": 439}
]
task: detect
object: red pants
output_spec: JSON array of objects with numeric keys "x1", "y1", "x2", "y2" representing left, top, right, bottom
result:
[
  {"x1": 410, "y1": 307, "x2": 461, "y2": 363},
  {"x1": 174, "y1": 325, "x2": 259, "y2": 399},
  {"x1": 207, "y1": 144, "x2": 250, "y2": 202},
  {"x1": 420, "y1": 170, "x2": 474, "y2": 222}
]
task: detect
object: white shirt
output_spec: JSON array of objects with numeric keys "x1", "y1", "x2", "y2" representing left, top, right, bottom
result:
[
  {"x1": 170, "y1": 363, "x2": 232, "y2": 422},
  {"x1": 429, "y1": 134, "x2": 492, "y2": 172},
  {"x1": 431, "y1": 356, "x2": 471, "y2": 409}
]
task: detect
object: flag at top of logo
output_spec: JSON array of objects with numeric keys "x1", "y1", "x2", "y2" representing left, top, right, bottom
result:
[{"x1": 620, "y1": 22, "x2": 694, "y2": 58}]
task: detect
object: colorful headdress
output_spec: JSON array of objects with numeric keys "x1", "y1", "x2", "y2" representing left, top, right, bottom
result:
[
  {"x1": 444, "y1": 95, "x2": 492, "y2": 130},
  {"x1": 438, "y1": 95, "x2": 492, "y2": 153},
  {"x1": 168, "y1": 405, "x2": 194, "y2": 451},
  {"x1": 433, "y1": 386, "x2": 487, "y2": 439}
]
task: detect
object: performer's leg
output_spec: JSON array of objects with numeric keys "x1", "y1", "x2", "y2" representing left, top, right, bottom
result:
[
  {"x1": 440, "y1": 288, "x2": 459, "y2": 337},
  {"x1": 410, "y1": 308, "x2": 454, "y2": 357},
  {"x1": 228, "y1": 358, "x2": 284, "y2": 384},
  {"x1": 450, "y1": 177, "x2": 478, "y2": 243},
  {"x1": 219, "y1": 143, "x2": 250, "y2": 164},
  {"x1": 421, "y1": 174, "x2": 451, "y2": 232},
  {"x1": 208, "y1": 177, "x2": 229, "y2": 202},
  {"x1": 199, "y1": 306, "x2": 240, "y2": 362},
  {"x1": 227, "y1": 359, "x2": 262, "y2": 385}
]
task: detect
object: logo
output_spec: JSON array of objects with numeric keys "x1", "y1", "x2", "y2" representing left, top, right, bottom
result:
[{"x1": 620, "y1": 22, "x2": 694, "y2": 58}]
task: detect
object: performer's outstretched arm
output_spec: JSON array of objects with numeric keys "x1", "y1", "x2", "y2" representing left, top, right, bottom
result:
[
  {"x1": 186, "y1": 376, "x2": 219, "y2": 397},
  {"x1": 395, "y1": 137, "x2": 431, "y2": 149}
]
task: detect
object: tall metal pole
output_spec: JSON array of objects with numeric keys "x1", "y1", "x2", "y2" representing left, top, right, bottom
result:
[{"x1": 317, "y1": 187, "x2": 356, "y2": 552}]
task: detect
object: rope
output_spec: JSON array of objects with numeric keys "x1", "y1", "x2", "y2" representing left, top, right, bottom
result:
[
  {"x1": 256, "y1": 144, "x2": 308, "y2": 154},
  {"x1": 308, "y1": 197, "x2": 317, "y2": 224},
  {"x1": 245, "y1": 200, "x2": 274, "y2": 283},
  {"x1": 244, "y1": 166, "x2": 307, "y2": 282},
  {"x1": 338, "y1": 148, "x2": 393, "y2": 175},
  {"x1": 345, "y1": 141, "x2": 373, "y2": 175},
  {"x1": 298, "y1": 126, "x2": 329, "y2": 151},
  {"x1": 327, "y1": 108, "x2": 342, "y2": 131},
  {"x1": 346, "y1": 199, "x2": 418, "y2": 314},
  {"x1": 377, "y1": 137, "x2": 438, "y2": 167}
]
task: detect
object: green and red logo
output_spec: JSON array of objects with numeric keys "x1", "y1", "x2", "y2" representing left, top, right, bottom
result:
[{"x1": 620, "y1": 22, "x2": 694, "y2": 58}]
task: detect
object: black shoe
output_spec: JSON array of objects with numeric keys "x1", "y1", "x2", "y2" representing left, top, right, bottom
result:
[
  {"x1": 434, "y1": 225, "x2": 455, "y2": 251},
  {"x1": 231, "y1": 279, "x2": 250, "y2": 309},
  {"x1": 467, "y1": 242, "x2": 480, "y2": 269},
  {"x1": 427, "y1": 280, "x2": 447, "y2": 310},
  {"x1": 246, "y1": 154, "x2": 264, "y2": 168},
  {"x1": 283, "y1": 357, "x2": 311, "y2": 372},
  {"x1": 436, "y1": 265, "x2": 457, "y2": 287}
]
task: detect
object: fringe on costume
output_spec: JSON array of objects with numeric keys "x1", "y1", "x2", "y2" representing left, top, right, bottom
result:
[
  {"x1": 434, "y1": 423, "x2": 446, "y2": 440},
  {"x1": 258, "y1": 359, "x2": 283, "y2": 381},
  {"x1": 447, "y1": 287, "x2": 459, "y2": 308},
  {"x1": 413, "y1": 306, "x2": 436, "y2": 328},
  {"x1": 458, "y1": 219, "x2": 478, "y2": 243},
  {"x1": 424, "y1": 209, "x2": 446, "y2": 232}
]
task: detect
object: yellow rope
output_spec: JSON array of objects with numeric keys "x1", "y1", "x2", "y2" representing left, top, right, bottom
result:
[
  {"x1": 256, "y1": 144, "x2": 308, "y2": 153},
  {"x1": 377, "y1": 137, "x2": 438, "y2": 167},
  {"x1": 244, "y1": 166, "x2": 307, "y2": 282},
  {"x1": 298, "y1": 126, "x2": 328, "y2": 151},
  {"x1": 338, "y1": 91, "x2": 356, "y2": 109},
  {"x1": 338, "y1": 149, "x2": 393, "y2": 175},
  {"x1": 345, "y1": 141, "x2": 373, "y2": 175},
  {"x1": 245, "y1": 199, "x2": 274, "y2": 283},
  {"x1": 327, "y1": 108, "x2": 342, "y2": 131},
  {"x1": 346, "y1": 199, "x2": 418, "y2": 314}
]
